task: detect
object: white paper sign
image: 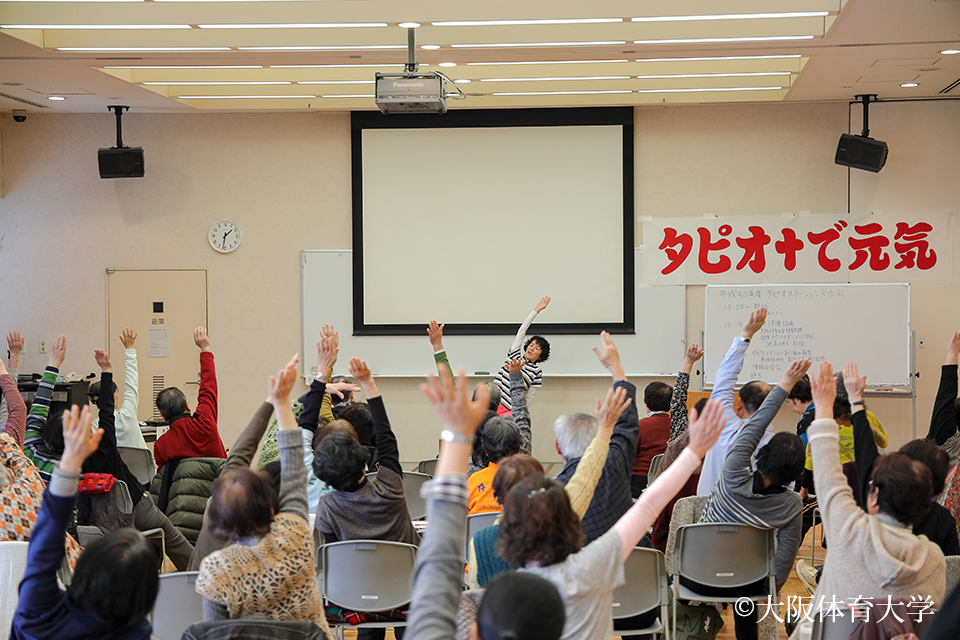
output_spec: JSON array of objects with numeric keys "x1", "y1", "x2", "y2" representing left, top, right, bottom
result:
[{"x1": 148, "y1": 326, "x2": 170, "y2": 358}]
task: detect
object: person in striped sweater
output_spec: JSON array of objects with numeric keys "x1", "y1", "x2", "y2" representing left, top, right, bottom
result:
[
  {"x1": 493, "y1": 297, "x2": 551, "y2": 414},
  {"x1": 23, "y1": 335, "x2": 68, "y2": 485}
]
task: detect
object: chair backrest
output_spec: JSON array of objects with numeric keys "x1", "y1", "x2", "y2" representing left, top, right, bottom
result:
[
  {"x1": 320, "y1": 540, "x2": 417, "y2": 612},
  {"x1": 464, "y1": 512, "x2": 500, "y2": 560},
  {"x1": 647, "y1": 454, "x2": 664, "y2": 484},
  {"x1": 673, "y1": 523, "x2": 775, "y2": 590},
  {"x1": 417, "y1": 458, "x2": 438, "y2": 476},
  {"x1": 118, "y1": 446, "x2": 157, "y2": 487},
  {"x1": 114, "y1": 479, "x2": 135, "y2": 515},
  {"x1": 367, "y1": 471, "x2": 431, "y2": 520},
  {"x1": 150, "y1": 571, "x2": 203, "y2": 640},
  {"x1": 612, "y1": 547, "x2": 668, "y2": 620},
  {"x1": 810, "y1": 607, "x2": 860, "y2": 640},
  {"x1": 0, "y1": 541, "x2": 30, "y2": 639},
  {"x1": 664, "y1": 494, "x2": 708, "y2": 575},
  {"x1": 182, "y1": 614, "x2": 327, "y2": 640},
  {"x1": 945, "y1": 555, "x2": 960, "y2": 593}
]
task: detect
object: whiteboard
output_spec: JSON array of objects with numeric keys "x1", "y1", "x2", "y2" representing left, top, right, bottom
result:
[
  {"x1": 303, "y1": 249, "x2": 686, "y2": 377},
  {"x1": 704, "y1": 284, "x2": 911, "y2": 387}
]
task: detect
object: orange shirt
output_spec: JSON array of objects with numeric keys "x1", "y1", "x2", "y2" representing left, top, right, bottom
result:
[{"x1": 468, "y1": 462, "x2": 502, "y2": 515}]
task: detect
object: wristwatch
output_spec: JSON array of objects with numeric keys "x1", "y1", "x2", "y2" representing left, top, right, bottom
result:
[{"x1": 441, "y1": 429, "x2": 472, "y2": 444}]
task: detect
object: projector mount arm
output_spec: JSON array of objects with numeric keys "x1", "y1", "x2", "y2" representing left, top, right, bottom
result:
[
  {"x1": 107, "y1": 105, "x2": 130, "y2": 149},
  {"x1": 854, "y1": 94, "x2": 878, "y2": 138}
]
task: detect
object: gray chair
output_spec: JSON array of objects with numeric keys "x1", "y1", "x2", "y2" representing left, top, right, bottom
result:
[
  {"x1": 320, "y1": 540, "x2": 418, "y2": 639},
  {"x1": 672, "y1": 523, "x2": 776, "y2": 640},
  {"x1": 150, "y1": 571, "x2": 203, "y2": 640},
  {"x1": 365, "y1": 471, "x2": 431, "y2": 520},
  {"x1": 647, "y1": 453, "x2": 665, "y2": 485},
  {"x1": 118, "y1": 445, "x2": 157, "y2": 487},
  {"x1": 0, "y1": 541, "x2": 29, "y2": 639},
  {"x1": 612, "y1": 547, "x2": 669, "y2": 639},
  {"x1": 464, "y1": 511, "x2": 500, "y2": 561},
  {"x1": 416, "y1": 458, "x2": 438, "y2": 476},
  {"x1": 116, "y1": 480, "x2": 167, "y2": 571},
  {"x1": 945, "y1": 554, "x2": 960, "y2": 593},
  {"x1": 182, "y1": 615, "x2": 327, "y2": 640}
]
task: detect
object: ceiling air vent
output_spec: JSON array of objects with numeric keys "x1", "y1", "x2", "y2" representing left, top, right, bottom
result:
[
  {"x1": 939, "y1": 77, "x2": 960, "y2": 94},
  {"x1": 0, "y1": 92, "x2": 49, "y2": 108}
]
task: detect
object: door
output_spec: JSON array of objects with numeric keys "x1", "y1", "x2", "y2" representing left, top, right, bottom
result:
[{"x1": 107, "y1": 269, "x2": 208, "y2": 422}]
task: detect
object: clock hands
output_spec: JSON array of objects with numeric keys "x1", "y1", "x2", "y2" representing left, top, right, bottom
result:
[{"x1": 222, "y1": 228, "x2": 234, "y2": 248}]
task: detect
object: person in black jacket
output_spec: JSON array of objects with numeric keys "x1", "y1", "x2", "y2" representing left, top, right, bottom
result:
[{"x1": 926, "y1": 330, "x2": 960, "y2": 465}]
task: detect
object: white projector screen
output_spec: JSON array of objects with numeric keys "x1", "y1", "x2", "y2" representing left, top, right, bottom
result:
[{"x1": 352, "y1": 108, "x2": 634, "y2": 335}]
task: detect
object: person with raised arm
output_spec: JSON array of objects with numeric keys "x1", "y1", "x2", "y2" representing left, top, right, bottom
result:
[
  {"x1": 23, "y1": 335, "x2": 69, "y2": 485},
  {"x1": 12, "y1": 405, "x2": 159, "y2": 640},
  {"x1": 698, "y1": 308, "x2": 774, "y2": 495},
  {"x1": 89, "y1": 328, "x2": 146, "y2": 449},
  {"x1": 493, "y1": 296, "x2": 551, "y2": 414},
  {"x1": 786, "y1": 362, "x2": 945, "y2": 639},
  {"x1": 407, "y1": 367, "x2": 567, "y2": 640},
  {"x1": 928, "y1": 330, "x2": 960, "y2": 464},
  {"x1": 0, "y1": 330, "x2": 24, "y2": 426}
]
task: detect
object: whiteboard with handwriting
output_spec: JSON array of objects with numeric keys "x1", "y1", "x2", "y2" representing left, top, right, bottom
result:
[{"x1": 704, "y1": 284, "x2": 910, "y2": 387}]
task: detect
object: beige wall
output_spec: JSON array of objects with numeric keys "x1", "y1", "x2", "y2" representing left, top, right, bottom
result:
[{"x1": 0, "y1": 100, "x2": 955, "y2": 466}]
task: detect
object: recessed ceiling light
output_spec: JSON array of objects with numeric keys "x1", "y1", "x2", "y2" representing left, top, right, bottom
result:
[
  {"x1": 900, "y1": 82, "x2": 919, "y2": 88},
  {"x1": 420, "y1": 44, "x2": 441, "y2": 50},
  {"x1": 2, "y1": 23, "x2": 191, "y2": 29},
  {"x1": 320, "y1": 94, "x2": 375, "y2": 98},
  {"x1": 480, "y1": 75, "x2": 631, "y2": 82},
  {"x1": 635, "y1": 86, "x2": 784, "y2": 93},
  {"x1": 297, "y1": 80, "x2": 376, "y2": 85},
  {"x1": 398, "y1": 22, "x2": 420, "y2": 29},
  {"x1": 103, "y1": 65, "x2": 263, "y2": 69},
  {"x1": 238, "y1": 45, "x2": 405, "y2": 51},
  {"x1": 58, "y1": 46, "x2": 231, "y2": 51},
  {"x1": 141, "y1": 81, "x2": 292, "y2": 85},
  {"x1": 438, "y1": 62, "x2": 457, "y2": 67},
  {"x1": 452, "y1": 41, "x2": 627, "y2": 49},
  {"x1": 198, "y1": 23, "x2": 387, "y2": 29},
  {"x1": 631, "y1": 11, "x2": 829, "y2": 22},
  {"x1": 634, "y1": 36, "x2": 815, "y2": 45},
  {"x1": 454, "y1": 79, "x2": 471, "y2": 83},
  {"x1": 468, "y1": 59, "x2": 629, "y2": 66},
  {"x1": 636, "y1": 71, "x2": 792, "y2": 79},
  {"x1": 941, "y1": 49, "x2": 960, "y2": 55},
  {"x1": 492, "y1": 89, "x2": 632, "y2": 96},
  {"x1": 271, "y1": 63, "x2": 408, "y2": 68},
  {"x1": 637, "y1": 54, "x2": 802, "y2": 62},
  {"x1": 432, "y1": 18, "x2": 622, "y2": 27},
  {"x1": 176, "y1": 94, "x2": 316, "y2": 99},
  {"x1": 48, "y1": 96, "x2": 66, "y2": 100}
]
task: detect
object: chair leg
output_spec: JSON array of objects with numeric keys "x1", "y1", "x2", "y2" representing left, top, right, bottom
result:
[{"x1": 671, "y1": 582, "x2": 678, "y2": 640}]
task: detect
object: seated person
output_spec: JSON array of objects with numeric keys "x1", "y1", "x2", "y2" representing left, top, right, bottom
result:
[
  {"x1": 195, "y1": 354, "x2": 332, "y2": 638},
  {"x1": 493, "y1": 297, "x2": 551, "y2": 414},
  {"x1": 153, "y1": 327, "x2": 226, "y2": 468},
  {"x1": 89, "y1": 328, "x2": 146, "y2": 449},
  {"x1": 788, "y1": 362, "x2": 946, "y2": 640},
  {"x1": 0, "y1": 330, "x2": 24, "y2": 426},
  {"x1": 697, "y1": 359, "x2": 810, "y2": 640},
  {"x1": 23, "y1": 336, "x2": 69, "y2": 485},
  {"x1": 630, "y1": 380, "x2": 673, "y2": 497},
  {"x1": 12, "y1": 405, "x2": 159, "y2": 640},
  {"x1": 407, "y1": 367, "x2": 566, "y2": 640}
]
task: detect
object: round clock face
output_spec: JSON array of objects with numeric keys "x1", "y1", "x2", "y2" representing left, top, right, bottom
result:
[{"x1": 208, "y1": 219, "x2": 242, "y2": 253}]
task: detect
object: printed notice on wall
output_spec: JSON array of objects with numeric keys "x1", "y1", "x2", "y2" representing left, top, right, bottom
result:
[{"x1": 148, "y1": 326, "x2": 170, "y2": 358}]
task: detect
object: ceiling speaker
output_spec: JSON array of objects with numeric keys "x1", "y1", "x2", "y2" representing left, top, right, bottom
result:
[
  {"x1": 98, "y1": 147, "x2": 144, "y2": 179},
  {"x1": 835, "y1": 134, "x2": 888, "y2": 173}
]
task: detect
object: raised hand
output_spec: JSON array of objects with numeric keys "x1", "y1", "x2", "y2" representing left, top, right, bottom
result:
[
  {"x1": 946, "y1": 331, "x2": 960, "y2": 366},
  {"x1": 49, "y1": 335, "x2": 67, "y2": 368},
  {"x1": 348, "y1": 357, "x2": 372, "y2": 384},
  {"x1": 686, "y1": 398, "x2": 727, "y2": 458},
  {"x1": 58, "y1": 405, "x2": 103, "y2": 474},
  {"x1": 427, "y1": 321, "x2": 445, "y2": 352},
  {"x1": 681, "y1": 343, "x2": 704, "y2": 374},
  {"x1": 320, "y1": 324, "x2": 339, "y2": 351},
  {"x1": 421, "y1": 366, "x2": 490, "y2": 438},
  {"x1": 779, "y1": 359, "x2": 812, "y2": 391},
  {"x1": 268, "y1": 354, "x2": 300, "y2": 408},
  {"x1": 740, "y1": 307, "x2": 767, "y2": 340},
  {"x1": 317, "y1": 332, "x2": 339, "y2": 376},
  {"x1": 505, "y1": 357, "x2": 524, "y2": 374},
  {"x1": 592, "y1": 331, "x2": 625, "y2": 381},
  {"x1": 194, "y1": 327, "x2": 211, "y2": 352},
  {"x1": 810, "y1": 361, "x2": 836, "y2": 420},
  {"x1": 534, "y1": 297, "x2": 551, "y2": 313},
  {"x1": 7, "y1": 330, "x2": 24, "y2": 357},
  {"x1": 843, "y1": 361, "x2": 867, "y2": 402},
  {"x1": 595, "y1": 386, "x2": 632, "y2": 438},
  {"x1": 93, "y1": 349, "x2": 112, "y2": 373},
  {"x1": 326, "y1": 380, "x2": 361, "y2": 400},
  {"x1": 119, "y1": 328, "x2": 138, "y2": 349}
]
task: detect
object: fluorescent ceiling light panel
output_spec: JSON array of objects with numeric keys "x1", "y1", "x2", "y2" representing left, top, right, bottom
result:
[
  {"x1": 636, "y1": 54, "x2": 801, "y2": 62},
  {"x1": 48, "y1": 96, "x2": 66, "y2": 100},
  {"x1": 468, "y1": 59, "x2": 629, "y2": 67},
  {"x1": 272, "y1": 63, "x2": 408, "y2": 68},
  {"x1": 397, "y1": 22, "x2": 420, "y2": 29},
  {"x1": 900, "y1": 83, "x2": 918, "y2": 87},
  {"x1": 104, "y1": 65, "x2": 263, "y2": 69},
  {"x1": 2, "y1": 24, "x2": 191, "y2": 29},
  {"x1": 634, "y1": 36, "x2": 814, "y2": 44},
  {"x1": 635, "y1": 86, "x2": 783, "y2": 93},
  {"x1": 58, "y1": 46, "x2": 231, "y2": 51},
  {"x1": 198, "y1": 23, "x2": 387, "y2": 29},
  {"x1": 480, "y1": 75, "x2": 631, "y2": 82},
  {"x1": 142, "y1": 81, "x2": 291, "y2": 85},
  {"x1": 297, "y1": 80, "x2": 375, "y2": 84},
  {"x1": 631, "y1": 11, "x2": 828, "y2": 22},
  {"x1": 420, "y1": 44, "x2": 441, "y2": 49},
  {"x1": 176, "y1": 94, "x2": 315, "y2": 98},
  {"x1": 452, "y1": 41, "x2": 626, "y2": 48},
  {"x1": 432, "y1": 18, "x2": 622, "y2": 26},
  {"x1": 635, "y1": 71, "x2": 792, "y2": 79},
  {"x1": 492, "y1": 90, "x2": 633, "y2": 96},
  {"x1": 238, "y1": 45, "x2": 405, "y2": 51},
  {"x1": 454, "y1": 79, "x2": 471, "y2": 83},
  {"x1": 941, "y1": 49, "x2": 960, "y2": 55},
  {"x1": 320, "y1": 94, "x2": 375, "y2": 98}
]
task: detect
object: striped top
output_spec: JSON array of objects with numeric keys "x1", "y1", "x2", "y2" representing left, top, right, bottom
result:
[
  {"x1": 494, "y1": 310, "x2": 543, "y2": 412},
  {"x1": 23, "y1": 366, "x2": 61, "y2": 486}
]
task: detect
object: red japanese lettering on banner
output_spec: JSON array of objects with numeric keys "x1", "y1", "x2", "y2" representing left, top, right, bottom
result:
[
  {"x1": 849, "y1": 222, "x2": 891, "y2": 271},
  {"x1": 658, "y1": 227, "x2": 694, "y2": 275},
  {"x1": 697, "y1": 225, "x2": 732, "y2": 274},
  {"x1": 807, "y1": 221, "x2": 848, "y2": 272},
  {"x1": 774, "y1": 229, "x2": 804, "y2": 271},
  {"x1": 735, "y1": 226, "x2": 771, "y2": 273},
  {"x1": 894, "y1": 222, "x2": 937, "y2": 270}
]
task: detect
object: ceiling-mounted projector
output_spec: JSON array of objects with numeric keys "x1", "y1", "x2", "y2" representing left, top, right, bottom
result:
[{"x1": 375, "y1": 72, "x2": 448, "y2": 114}]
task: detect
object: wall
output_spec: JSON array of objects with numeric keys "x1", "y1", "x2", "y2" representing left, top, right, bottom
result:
[{"x1": 0, "y1": 99, "x2": 954, "y2": 466}]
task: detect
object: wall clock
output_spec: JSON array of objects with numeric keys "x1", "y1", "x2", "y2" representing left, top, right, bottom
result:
[{"x1": 208, "y1": 219, "x2": 242, "y2": 253}]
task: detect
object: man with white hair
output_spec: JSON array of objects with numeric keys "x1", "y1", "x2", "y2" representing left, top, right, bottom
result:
[{"x1": 554, "y1": 332, "x2": 639, "y2": 543}]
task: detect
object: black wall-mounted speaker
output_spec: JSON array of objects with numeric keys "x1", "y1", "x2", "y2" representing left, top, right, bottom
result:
[
  {"x1": 835, "y1": 134, "x2": 888, "y2": 173},
  {"x1": 98, "y1": 147, "x2": 144, "y2": 178}
]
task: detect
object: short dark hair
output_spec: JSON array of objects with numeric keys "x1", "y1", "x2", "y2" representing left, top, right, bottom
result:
[
  {"x1": 738, "y1": 380, "x2": 771, "y2": 414},
  {"x1": 787, "y1": 375, "x2": 812, "y2": 404},
  {"x1": 898, "y1": 439, "x2": 950, "y2": 496},
  {"x1": 644, "y1": 382, "x2": 673, "y2": 413},
  {"x1": 756, "y1": 432, "x2": 805, "y2": 486},
  {"x1": 156, "y1": 387, "x2": 187, "y2": 421},
  {"x1": 524, "y1": 336, "x2": 551, "y2": 363},
  {"x1": 42, "y1": 410, "x2": 65, "y2": 454},
  {"x1": 208, "y1": 468, "x2": 279, "y2": 542},
  {"x1": 337, "y1": 403, "x2": 374, "y2": 446},
  {"x1": 477, "y1": 572, "x2": 565, "y2": 640},
  {"x1": 312, "y1": 419, "x2": 358, "y2": 451},
  {"x1": 313, "y1": 431, "x2": 369, "y2": 492},
  {"x1": 481, "y1": 417, "x2": 522, "y2": 464},
  {"x1": 870, "y1": 453, "x2": 933, "y2": 526},
  {"x1": 87, "y1": 380, "x2": 118, "y2": 404},
  {"x1": 498, "y1": 475, "x2": 584, "y2": 568},
  {"x1": 67, "y1": 528, "x2": 159, "y2": 626},
  {"x1": 492, "y1": 454, "x2": 545, "y2": 504}
]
